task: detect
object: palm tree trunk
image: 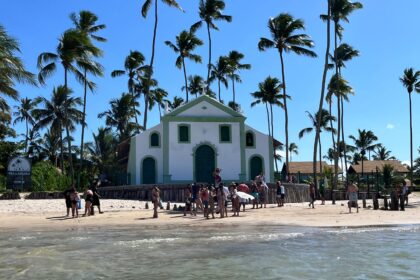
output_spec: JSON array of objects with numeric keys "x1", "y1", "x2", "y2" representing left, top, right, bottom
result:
[
  {"x1": 270, "y1": 103, "x2": 278, "y2": 172},
  {"x1": 206, "y1": 22, "x2": 212, "y2": 94},
  {"x1": 232, "y1": 76, "x2": 236, "y2": 104},
  {"x1": 265, "y1": 103, "x2": 271, "y2": 138},
  {"x1": 319, "y1": 136, "x2": 322, "y2": 175},
  {"x1": 333, "y1": 20, "x2": 340, "y2": 194},
  {"x1": 409, "y1": 92, "x2": 413, "y2": 187},
  {"x1": 64, "y1": 67, "x2": 74, "y2": 185},
  {"x1": 182, "y1": 58, "x2": 189, "y2": 102},
  {"x1": 341, "y1": 95, "x2": 349, "y2": 181},
  {"x1": 60, "y1": 127, "x2": 64, "y2": 174},
  {"x1": 313, "y1": 0, "x2": 331, "y2": 189},
  {"x1": 218, "y1": 80, "x2": 221, "y2": 102},
  {"x1": 279, "y1": 51, "x2": 289, "y2": 177},
  {"x1": 25, "y1": 119, "x2": 28, "y2": 154},
  {"x1": 79, "y1": 69, "x2": 88, "y2": 189},
  {"x1": 144, "y1": 0, "x2": 158, "y2": 130}
]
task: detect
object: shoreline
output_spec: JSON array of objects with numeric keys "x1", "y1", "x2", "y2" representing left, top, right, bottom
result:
[{"x1": 1, "y1": 193, "x2": 420, "y2": 231}]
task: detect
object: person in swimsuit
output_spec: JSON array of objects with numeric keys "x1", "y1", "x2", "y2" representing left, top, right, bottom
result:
[
  {"x1": 308, "y1": 183, "x2": 316, "y2": 209},
  {"x1": 69, "y1": 187, "x2": 80, "y2": 218},
  {"x1": 250, "y1": 181, "x2": 259, "y2": 209},
  {"x1": 208, "y1": 186, "x2": 215, "y2": 219},
  {"x1": 217, "y1": 183, "x2": 226, "y2": 218},
  {"x1": 63, "y1": 187, "x2": 72, "y2": 217},
  {"x1": 230, "y1": 185, "x2": 240, "y2": 217},
  {"x1": 200, "y1": 185, "x2": 210, "y2": 219},
  {"x1": 83, "y1": 189, "x2": 93, "y2": 216},
  {"x1": 90, "y1": 181, "x2": 104, "y2": 215},
  {"x1": 184, "y1": 186, "x2": 193, "y2": 216},
  {"x1": 347, "y1": 183, "x2": 359, "y2": 213}
]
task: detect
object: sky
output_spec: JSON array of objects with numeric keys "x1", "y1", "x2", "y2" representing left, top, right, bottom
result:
[{"x1": 1, "y1": 0, "x2": 420, "y2": 164}]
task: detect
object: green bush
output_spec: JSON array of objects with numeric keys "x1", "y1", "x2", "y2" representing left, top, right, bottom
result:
[
  {"x1": 0, "y1": 174, "x2": 6, "y2": 192},
  {"x1": 32, "y1": 161, "x2": 70, "y2": 192}
]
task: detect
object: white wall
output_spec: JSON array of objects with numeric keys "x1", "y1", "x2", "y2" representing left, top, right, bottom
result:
[
  {"x1": 134, "y1": 124, "x2": 163, "y2": 184},
  {"x1": 168, "y1": 121, "x2": 241, "y2": 181},
  {"x1": 244, "y1": 125, "x2": 272, "y2": 182}
]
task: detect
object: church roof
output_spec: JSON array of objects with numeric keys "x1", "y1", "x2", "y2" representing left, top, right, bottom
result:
[{"x1": 163, "y1": 95, "x2": 245, "y2": 119}]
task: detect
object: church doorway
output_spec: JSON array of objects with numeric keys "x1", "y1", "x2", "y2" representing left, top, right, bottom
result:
[
  {"x1": 194, "y1": 145, "x2": 215, "y2": 184},
  {"x1": 142, "y1": 157, "x2": 156, "y2": 184},
  {"x1": 249, "y1": 156, "x2": 263, "y2": 180}
]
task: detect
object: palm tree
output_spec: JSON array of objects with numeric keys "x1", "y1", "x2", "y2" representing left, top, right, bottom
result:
[
  {"x1": 349, "y1": 129, "x2": 378, "y2": 178},
  {"x1": 141, "y1": 0, "x2": 183, "y2": 130},
  {"x1": 111, "y1": 50, "x2": 147, "y2": 131},
  {"x1": 37, "y1": 29, "x2": 99, "y2": 183},
  {"x1": 70, "y1": 10, "x2": 106, "y2": 188},
  {"x1": 313, "y1": 0, "x2": 332, "y2": 188},
  {"x1": 288, "y1": 143, "x2": 299, "y2": 162},
  {"x1": 299, "y1": 109, "x2": 336, "y2": 172},
  {"x1": 33, "y1": 86, "x2": 83, "y2": 180},
  {"x1": 182, "y1": 75, "x2": 207, "y2": 98},
  {"x1": 0, "y1": 25, "x2": 36, "y2": 102},
  {"x1": 85, "y1": 127, "x2": 116, "y2": 176},
  {"x1": 209, "y1": 56, "x2": 229, "y2": 102},
  {"x1": 147, "y1": 87, "x2": 168, "y2": 117},
  {"x1": 372, "y1": 144, "x2": 396, "y2": 161},
  {"x1": 13, "y1": 97, "x2": 38, "y2": 154},
  {"x1": 250, "y1": 76, "x2": 285, "y2": 172},
  {"x1": 258, "y1": 13, "x2": 317, "y2": 176},
  {"x1": 191, "y1": 0, "x2": 232, "y2": 93},
  {"x1": 165, "y1": 96, "x2": 184, "y2": 111},
  {"x1": 165, "y1": 30, "x2": 203, "y2": 102},
  {"x1": 400, "y1": 67, "x2": 420, "y2": 187},
  {"x1": 98, "y1": 93, "x2": 140, "y2": 142},
  {"x1": 226, "y1": 50, "x2": 251, "y2": 103}
]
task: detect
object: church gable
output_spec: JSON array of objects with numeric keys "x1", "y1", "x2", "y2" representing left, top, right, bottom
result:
[{"x1": 165, "y1": 95, "x2": 244, "y2": 118}]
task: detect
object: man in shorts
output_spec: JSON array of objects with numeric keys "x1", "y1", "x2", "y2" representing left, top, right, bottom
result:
[{"x1": 347, "y1": 183, "x2": 359, "y2": 213}]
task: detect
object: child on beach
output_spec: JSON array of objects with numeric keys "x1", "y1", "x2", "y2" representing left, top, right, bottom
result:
[{"x1": 83, "y1": 189, "x2": 93, "y2": 216}]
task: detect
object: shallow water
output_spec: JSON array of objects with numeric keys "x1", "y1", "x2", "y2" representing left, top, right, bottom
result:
[{"x1": 1, "y1": 224, "x2": 420, "y2": 279}]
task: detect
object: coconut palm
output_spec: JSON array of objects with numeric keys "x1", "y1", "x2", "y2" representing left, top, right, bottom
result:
[
  {"x1": 147, "y1": 87, "x2": 168, "y2": 117},
  {"x1": 288, "y1": 143, "x2": 299, "y2": 162},
  {"x1": 191, "y1": 0, "x2": 232, "y2": 93},
  {"x1": 313, "y1": 0, "x2": 332, "y2": 187},
  {"x1": 13, "y1": 98, "x2": 38, "y2": 154},
  {"x1": 258, "y1": 13, "x2": 317, "y2": 175},
  {"x1": 111, "y1": 50, "x2": 147, "y2": 131},
  {"x1": 349, "y1": 129, "x2": 378, "y2": 178},
  {"x1": 165, "y1": 96, "x2": 184, "y2": 111},
  {"x1": 33, "y1": 86, "x2": 83, "y2": 181},
  {"x1": 299, "y1": 109, "x2": 336, "y2": 172},
  {"x1": 251, "y1": 76, "x2": 285, "y2": 172},
  {"x1": 70, "y1": 10, "x2": 106, "y2": 188},
  {"x1": 98, "y1": 93, "x2": 140, "y2": 142},
  {"x1": 0, "y1": 25, "x2": 36, "y2": 106},
  {"x1": 141, "y1": 0, "x2": 183, "y2": 130},
  {"x1": 85, "y1": 127, "x2": 116, "y2": 176},
  {"x1": 209, "y1": 56, "x2": 229, "y2": 102},
  {"x1": 400, "y1": 67, "x2": 420, "y2": 187},
  {"x1": 31, "y1": 129, "x2": 61, "y2": 165},
  {"x1": 372, "y1": 144, "x2": 396, "y2": 161},
  {"x1": 226, "y1": 50, "x2": 251, "y2": 103},
  {"x1": 165, "y1": 30, "x2": 203, "y2": 102},
  {"x1": 182, "y1": 75, "x2": 207, "y2": 98}
]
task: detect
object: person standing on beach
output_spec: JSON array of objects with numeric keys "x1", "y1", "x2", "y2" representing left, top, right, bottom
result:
[
  {"x1": 402, "y1": 181, "x2": 409, "y2": 206},
  {"x1": 230, "y1": 185, "x2": 240, "y2": 216},
  {"x1": 184, "y1": 186, "x2": 193, "y2": 216},
  {"x1": 69, "y1": 187, "x2": 80, "y2": 218},
  {"x1": 276, "y1": 181, "x2": 285, "y2": 207},
  {"x1": 237, "y1": 182, "x2": 249, "y2": 212},
  {"x1": 152, "y1": 186, "x2": 160, "y2": 218},
  {"x1": 217, "y1": 183, "x2": 226, "y2": 218},
  {"x1": 214, "y1": 168, "x2": 222, "y2": 187},
  {"x1": 250, "y1": 181, "x2": 259, "y2": 209},
  {"x1": 200, "y1": 185, "x2": 210, "y2": 218},
  {"x1": 347, "y1": 183, "x2": 359, "y2": 213},
  {"x1": 319, "y1": 178, "x2": 326, "y2": 205},
  {"x1": 308, "y1": 183, "x2": 316, "y2": 209},
  {"x1": 208, "y1": 186, "x2": 215, "y2": 219},
  {"x1": 63, "y1": 187, "x2": 72, "y2": 217},
  {"x1": 91, "y1": 181, "x2": 104, "y2": 215},
  {"x1": 83, "y1": 189, "x2": 93, "y2": 216},
  {"x1": 191, "y1": 183, "x2": 203, "y2": 214}
]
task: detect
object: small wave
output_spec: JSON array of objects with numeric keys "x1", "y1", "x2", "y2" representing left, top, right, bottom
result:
[
  {"x1": 209, "y1": 232, "x2": 304, "y2": 242},
  {"x1": 114, "y1": 238, "x2": 180, "y2": 247},
  {"x1": 326, "y1": 225, "x2": 420, "y2": 235}
]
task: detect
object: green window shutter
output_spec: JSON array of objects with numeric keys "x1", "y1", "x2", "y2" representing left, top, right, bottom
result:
[
  {"x1": 179, "y1": 125, "x2": 189, "y2": 142},
  {"x1": 220, "y1": 125, "x2": 231, "y2": 142},
  {"x1": 150, "y1": 133, "x2": 159, "y2": 147}
]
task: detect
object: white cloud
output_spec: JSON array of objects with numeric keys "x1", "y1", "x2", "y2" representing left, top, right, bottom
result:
[{"x1": 386, "y1": 123, "x2": 395, "y2": 129}]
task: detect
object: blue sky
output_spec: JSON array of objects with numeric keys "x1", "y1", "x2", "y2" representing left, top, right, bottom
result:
[{"x1": 2, "y1": 0, "x2": 419, "y2": 163}]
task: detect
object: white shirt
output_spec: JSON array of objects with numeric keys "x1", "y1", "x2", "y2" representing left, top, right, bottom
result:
[{"x1": 280, "y1": 185, "x2": 285, "y2": 195}]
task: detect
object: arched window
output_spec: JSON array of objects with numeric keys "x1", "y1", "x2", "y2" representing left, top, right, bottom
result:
[
  {"x1": 150, "y1": 132, "x2": 160, "y2": 147},
  {"x1": 246, "y1": 131, "x2": 255, "y2": 147}
]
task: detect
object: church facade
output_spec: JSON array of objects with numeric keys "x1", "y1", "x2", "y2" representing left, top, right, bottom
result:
[{"x1": 127, "y1": 95, "x2": 274, "y2": 184}]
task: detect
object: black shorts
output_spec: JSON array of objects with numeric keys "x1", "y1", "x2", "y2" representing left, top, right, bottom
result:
[
  {"x1": 65, "y1": 200, "x2": 71, "y2": 208},
  {"x1": 281, "y1": 194, "x2": 285, "y2": 199}
]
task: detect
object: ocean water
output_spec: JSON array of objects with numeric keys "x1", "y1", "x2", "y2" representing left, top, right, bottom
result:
[{"x1": 1, "y1": 224, "x2": 420, "y2": 279}]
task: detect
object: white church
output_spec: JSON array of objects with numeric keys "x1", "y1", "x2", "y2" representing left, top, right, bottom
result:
[{"x1": 126, "y1": 95, "x2": 275, "y2": 185}]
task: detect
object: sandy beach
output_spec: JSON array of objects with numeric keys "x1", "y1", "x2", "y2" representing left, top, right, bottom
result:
[{"x1": 1, "y1": 193, "x2": 420, "y2": 231}]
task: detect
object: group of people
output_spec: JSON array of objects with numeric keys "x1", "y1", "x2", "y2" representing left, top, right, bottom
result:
[{"x1": 63, "y1": 181, "x2": 103, "y2": 218}]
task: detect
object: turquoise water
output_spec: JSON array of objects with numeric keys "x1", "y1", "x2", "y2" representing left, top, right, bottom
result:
[{"x1": 1, "y1": 224, "x2": 420, "y2": 279}]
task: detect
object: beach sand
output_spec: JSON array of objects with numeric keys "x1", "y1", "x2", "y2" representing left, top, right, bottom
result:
[{"x1": 1, "y1": 193, "x2": 420, "y2": 230}]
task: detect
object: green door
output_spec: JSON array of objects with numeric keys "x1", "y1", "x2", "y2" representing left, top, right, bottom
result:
[
  {"x1": 195, "y1": 145, "x2": 215, "y2": 183},
  {"x1": 142, "y1": 157, "x2": 156, "y2": 184},
  {"x1": 250, "y1": 156, "x2": 263, "y2": 180}
]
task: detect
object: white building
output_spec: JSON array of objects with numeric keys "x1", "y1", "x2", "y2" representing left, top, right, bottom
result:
[{"x1": 127, "y1": 95, "x2": 275, "y2": 184}]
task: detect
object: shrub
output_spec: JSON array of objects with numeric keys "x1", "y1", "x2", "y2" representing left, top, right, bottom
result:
[{"x1": 31, "y1": 161, "x2": 70, "y2": 192}]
